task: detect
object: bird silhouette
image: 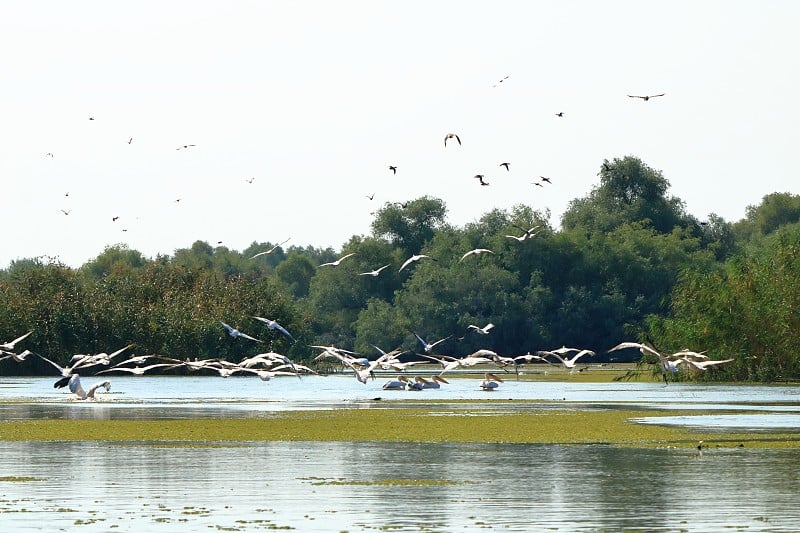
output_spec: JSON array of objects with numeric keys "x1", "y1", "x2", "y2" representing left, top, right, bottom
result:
[
  {"x1": 628, "y1": 93, "x2": 665, "y2": 101},
  {"x1": 499, "y1": 162, "x2": 510, "y2": 171},
  {"x1": 555, "y1": 112, "x2": 564, "y2": 117},
  {"x1": 389, "y1": 165, "x2": 397, "y2": 174},
  {"x1": 444, "y1": 133, "x2": 461, "y2": 147},
  {"x1": 474, "y1": 174, "x2": 489, "y2": 186}
]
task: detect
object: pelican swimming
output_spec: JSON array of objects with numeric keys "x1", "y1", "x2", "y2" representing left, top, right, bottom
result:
[
  {"x1": 382, "y1": 376, "x2": 411, "y2": 390},
  {"x1": 252, "y1": 316, "x2": 296, "y2": 343},
  {"x1": 480, "y1": 372, "x2": 504, "y2": 391},
  {"x1": 219, "y1": 320, "x2": 262, "y2": 342},
  {"x1": 55, "y1": 374, "x2": 111, "y2": 400},
  {"x1": 318, "y1": 252, "x2": 356, "y2": 267},
  {"x1": 414, "y1": 375, "x2": 448, "y2": 389}
]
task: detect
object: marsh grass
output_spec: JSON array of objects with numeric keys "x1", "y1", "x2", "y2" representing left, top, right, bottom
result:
[{"x1": 1, "y1": 406, "x2": 798, "y2": 448}]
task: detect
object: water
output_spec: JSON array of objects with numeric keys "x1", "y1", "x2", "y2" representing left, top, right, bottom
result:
[{"x1": 2, "y1": 375, "x2": 800, "y2": 531}]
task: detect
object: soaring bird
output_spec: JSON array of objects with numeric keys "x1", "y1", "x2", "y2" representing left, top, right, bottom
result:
[
  {"x1": 628, "y1": 93, "x2": 665, "y2": 101},
  {"x1": 499, "y1": 162, "x2": 510, "y2": 171},
  {"x1": 467, "y1": 323, "x2": 494, "y2": 335},
  {"x1": 539, "y1": 176, "x2": 552, "y2": 184},
  {"x1": 459, "y1": 248, "x2": 495, "y2": 262},
  {"x1": 389, "y1": 165, "x2": 397, "y2": 174},
  {"x1": 0, "y1": 331, "x2": 32, "y2": 352},
  {"x1": 359, "y1": 264, "x2": 391, "y2": 277},
  {"x1": 176, "y1": 144, "x2": 196, "y2": 150},
  {"x1": 555, "y1": 112, "x2": 564, "y2": 117},
  {"x1": 474, "y1": 174, "x2": 490, "y2": 186},
  {"x1": 252, "y1": 316, "x2": 296, "y2": 343},
  {"x1": 250, "y1": 238, "x2": 290, "y2": 259},
  {"x1": 398, "y1": 254, "x2": 434, "y2": 272},
  {"x1": 219, "y1": 320, "x2": 262, "y2": 342},
  {"x1": 412, "y1": 332, "x2": 451, "y2": 353},
  {"x1": 318, "y1": 252, "x2": 356, "y2": 268},
  {"x1": 541, "y1": 349, "x2": 595, "y2": 370},
  {"x1": 444, "y1": 133, "x2": 461, "y2": 147}
]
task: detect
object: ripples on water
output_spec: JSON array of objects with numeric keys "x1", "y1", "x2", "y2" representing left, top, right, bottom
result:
[{"x1": 2, "y1": 375, "x2": 800, "y2": 531}]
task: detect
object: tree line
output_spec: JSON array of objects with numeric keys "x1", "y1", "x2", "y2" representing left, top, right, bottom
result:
[{"x1": 3, "y1": 155, "x2": 800, "y2": 381}]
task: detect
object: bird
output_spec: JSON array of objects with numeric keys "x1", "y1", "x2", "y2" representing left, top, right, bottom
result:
[
  {"x1": 0, "y1": 331, "x2": 32, "y2": 352},
  {"x1": 359, "y1": 264, "x2": 391, "y2": 277},
  {"x1": 382, "y1": 376, "x2": 411, "y2": 390},
  {"x1": 112, "y1": 216, "x2": 119, "y2": 222},
  {"x1": 555, "y1": 112, "x2": 564, "y2": 117},
  {"x1": 467, "y1": 323, "x2": 494, "y2": 335},
  {"x1": 444, "y1": 133, "x2": 461, "y2": 147},
  {"x1": 539, "y1": 176, "x2": 552, "y2": 184},
  {"x1": 252, "y1": 316, "x2": 296, "y2": 343},
  {"x1": 541, "y1": 349, "x2": 595, "y2": 370},
  {"x1": 245, "y1": 177, "x2": 255, "y2": 184},
  {"x1": 60, "y1": 209, "x2": 71, "y2": 215},
  {"x1": 398, "y1": 254, "x2": 434, "y2": 272},
  {"x1": 414, "y1": 375, "x2": 448, "y2": 389},
  {"x1": 492, "y1": 75, "x2": 509, "y2": 87},
  {"x1": 219, "y1": 320, "x2": 262, "y2": 342},
  {"x1": 388, "y1": 165, "x2": 397, "y2": 174},
  {"x1": 682, "y1": 358, "x2": 735, "y2": 371},
  {"x1": 45, "y1": 152, "x2": 54, "y2": 157},
  {"x1": 0, "y1": 349, "x2": 35, "y2": 364},
  {"x1": 412, "y1": 332, "x2": 451, "y2": 353},
  {"x1": 97, "y1": 362, "x2": 182, "y2": 376},
  {"x1": 459, "y1": 248, "x2": 495, "y2": 262},
  {"x1": 506, "y1": 225, "x2": 541, "y2": 242},
  {"x1": 628, "y1": 93, "x2": 665, "y2": 101},
  {"x1": 176, "y1": 144, "x2": 196, "y2": 150},
  {"x1": 480, "y1": 372, "x2": 504, "y2": 391},
  {"x1": 250, "y1": 238, "x2": 290, "y2": 259},
  {"x1": 55, "y1": 374, "x2": 111, "y2": 400},
  {"x1": 365, "y1": 193, "x2": 375, "y2": 200},
  {"x1": 474, "y1": 174, "x2": 490, "y2": 186},
  {"x1": 499, "y1": 162, "x2": 510, "y2": 171},
  {"x1": 128, "y1": 137, "x2": 133, "y2": 144},
  {"x1": 318, "y1": 252, "x2": 356, "y2": 268},
  {"x1": 608, "y1": 341, "x2": 672, "y2": 383}
]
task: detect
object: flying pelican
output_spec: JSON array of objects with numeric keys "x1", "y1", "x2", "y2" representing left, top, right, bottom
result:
[
  {"x1": 0, "y1": 349, "x2": 35, "y2": 364},
  {"x1": 55, "y1": 374, "x2": 111, "y2": 400},
  {"x1": 444, "y1": 133, "x2": 461, "y2": 147},
  {"x1": 540, "y1": 349, "x2": 595, "y2": 370},
  {"x1": 608, "y1": 341, "x2": 672, "y2": 383},
  {"x1": 0, "y1": 331, "x2": 32, "y2": 352},
  {"x1": 318, "y1": 252, "x2": 356, "y2": 267},
  {"x1": 97, "y1": 362, "x2": 182, "y2": 375},
  {"x1": 219, "y1": 320, "x2": 262, "y2": 342},
  {"x1": 682, "y1": 358, "x2": 735, "y2": 371},
  {"x1": 60, "y1": 209, "x2": 71, "y2": 215},
  {"x1": 474, "y1": 174, "x2": 490, "y2": 186},
  {"x1": 467, "y1": 323, "x2": 494, "y2": 335},
  {"x1": 459, "y1": 248, "x2": 495, "y2": 262},
  {"x1": 412, "y1": 332, "x2": 451, "y2": 353},
  {"x1": 480, "y1": 372, "x2": 504, "y2": 391},
  {"x1": 359, "y1": 264, "x2": 391, "y2": 277},
  {"x1": 250, "y1": 238, "x2": 290, "y2": 259},
  {"x1": 628, "y1": 93, "x2": 665, "y2": 101},
  {"x1": 398, "y1": 254, "x2": 434, "y2": 272},
  {"x1": 252, "y1": 316, "x2": 296, "y2": 343}
]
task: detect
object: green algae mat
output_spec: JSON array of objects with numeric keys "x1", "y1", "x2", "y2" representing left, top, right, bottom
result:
[{"x1": 1, "y1": 406, "x2": 798, "y2": 449}]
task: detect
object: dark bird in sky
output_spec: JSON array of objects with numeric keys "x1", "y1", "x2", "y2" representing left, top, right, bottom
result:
[
  {"x1": 176, "y1": 144, "x2": 196, "y2": 150},
  {"x1": 128, "y1": 138, "x2": 133, "y2": 144},
  {"x1": 389, "y1": 165, "x2": 397, "y2": 174},
  {"x1": 474, "y1": 174, "x2": 489, "y2": 186},
  {"x1": 112, "y1": 216, "x2": 119, "y2": 222},
  {"x1": 88, "y1": 117, "x2": 94, "y2": 121},
  {"x1": 60, "y1": 209, "x2": 71, "y2": 215},
  {"x1": 539, "y1": 176, "x2": 552, "y2": 184},
  {"x1": 532, "y1": 181, "x2": 544, "y2": 188},
  {"x1": 555, "y1": 112, "x2": 564, "y2": 117},
  {"x1": 45, "y1": 152, "x2": 54, "y2": 158},
  {"x1": 499, "y1": 162, "x2": 510, "y2": 171},
  {"x1": 492, "y1": 75, "x2": 509, "y2": 87},
  {"x1": 245, "y1": 177, "x2": 255, "y2": 184},
  {"x1": 444, "y1": 133, "x2": 461, "y2": 147},
  {"x1": 366, "y1": 193, "x2": 375, "y2": 200},
  {"x1": 628, "y1": 94, "x2": 665, "y2": 101}
]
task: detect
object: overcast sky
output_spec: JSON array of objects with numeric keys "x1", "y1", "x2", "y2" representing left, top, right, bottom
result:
[{"x1": 2, "y1": 1, "x2": 798, "y2": 268}]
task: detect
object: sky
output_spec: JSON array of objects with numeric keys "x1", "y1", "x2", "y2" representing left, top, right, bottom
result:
[{"x1": 2, "y1": 1, "x2": 799, "y2": 269}]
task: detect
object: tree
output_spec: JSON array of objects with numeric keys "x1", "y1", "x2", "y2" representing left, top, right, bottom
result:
[{"x1": 370, "y1": 196, "x2": 448, "y2": 254}]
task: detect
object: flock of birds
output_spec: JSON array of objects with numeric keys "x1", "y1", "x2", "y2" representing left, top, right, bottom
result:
[{"x1": 0, "y1": 319, "x2": 735, "y2": 399}]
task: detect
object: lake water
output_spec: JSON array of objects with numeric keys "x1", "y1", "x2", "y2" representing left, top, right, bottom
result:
[{"x1": 2, "y1": 374, "x2": 800, "y2": 531}]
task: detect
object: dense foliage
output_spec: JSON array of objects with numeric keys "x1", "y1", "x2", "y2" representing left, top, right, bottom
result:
[{"x1": 2, "y1": 156, "x2": 799, "y2": 381}]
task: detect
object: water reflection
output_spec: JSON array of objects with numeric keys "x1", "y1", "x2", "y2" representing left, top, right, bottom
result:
[{"x1": 1, "y1": 440, "x2": 799, "y2": 532}]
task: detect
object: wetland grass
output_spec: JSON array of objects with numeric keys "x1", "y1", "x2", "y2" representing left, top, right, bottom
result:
[{"x1": 1, "y1": 405, "x2": 798, "y2": 449}]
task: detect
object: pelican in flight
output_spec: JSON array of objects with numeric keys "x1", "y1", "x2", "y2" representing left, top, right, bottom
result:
[
  {"x1": 219, "y1": 320, "x2": 262, "y2": 342},
  {"x1": 97, "y1": 362, "x2": 182, "y2": 375},
  {"x1": 0, "y1": 331, "x2": 32, "y2": 352},
  {"x1": 412, "y1": 332, "x2": 451, "y2": 353},
  {"x1": 506, "y1": 225, "x2": 541, "y2": 242},
  {"x1": 56, "y1": 374, "x2": 111, "y2": 400},
  {"x1": 359, "y1": 264, "x2": 391, "y2": 277},
  {"x1": 252, "y1": 316, "x2": 296, "y2": 343},
  {"x1": 608, "y1": 341, "x2": 671, "y2": 383},
  {"x1": 541, "y1": 349, "x2": 595, "y2": 370},
  {"x1": 467, "y1": 323, "x2": 494, "y2": 335},
  {"x1": 318, "y1": 252, "x2": 356, "y2": 267},
  {"x1": 444, "y1": 133, "x2": 461, "y2": 147},
  {"x1": 682, "y1": 358, "x2": 735, "y2": 371},
  {"x1": 0, "y1": 349, "x2": 35, "y2": 364},
  {"x1": 459, "y1": 248, "x2": 494, "y2": 262},
  {"x1": 480, "y1": 372, "x2": 504, "y2": 391},
  {"x1": 628, "y1": 93, "x2": 665, "y2": 101},
  {"x1": 398, "y1": 254, "x2": 434, "y2": 272},
  {"x1": 250, "y1": 238, "x2": 290, "y2": 259}
]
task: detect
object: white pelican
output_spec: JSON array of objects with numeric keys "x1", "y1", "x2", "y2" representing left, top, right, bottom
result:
[
  {"x1": 444, "y1": 133, "x2": 461, "y2": 147},
  {"x1": 414, "y1": 375, "x2": 448, "y2": 389},
  {"x1": 682, "y1": 358, "x2": 735, "y2": 371},
  {"x1": 467, "y1": 323, "x2": 494, "y2": 335},
  {"x1": 55, "y1": 374, "x2": 111, "y2": 400},
  {"x1": 97, "y1": 362, "x2": 182, "y2": 375},
  {"x1": 0, "y1": 349, "x2": 35, "y2": 363},
  {"x1": 399, "y1": 254, "x2": 434, "y2": 272},
  {"x1": 359, "y1": 264, "x2": 391, "y2": 277},
  {"x1": 382, "y1": 376, "x2": 411, "y2": 390},
  {"x1": 318, "y1": 252, "x2": 356, "y2": 268},
  {"x1": 219, "y1": 320, "x2": 262, "y2": 342},
  {"x1": 459, "y1": 248, "x2": 494, "y2": 262},
  {"x1": 608, "y1": 341, "x2": 672, "y2": 383},
  {"x1": 250, "y1": 238, "x2": 290, "y2": 259},
  {"x1": 541, "y1": 349, "x2": 595, "y2": 370},
  {"x1": 412, "y1": 332, "x2": 451, "y2": 353},
  {"x1": 252, "y1": 316, "x2": 296, "y2": 343},
  {"x1": 0, "y1": 331, "x2": 32, "y2": 352},
  {"x1": 480, "y1": 372, "x2": 503, "y2": 391}
]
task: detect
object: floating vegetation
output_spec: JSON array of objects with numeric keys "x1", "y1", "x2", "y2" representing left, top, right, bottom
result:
[
  {"x1": 0, "y1": 476, "x2": 44, "y2": 482},
  {"x1": 308, "y1": 477, "x2": 468, "y2": 487}
]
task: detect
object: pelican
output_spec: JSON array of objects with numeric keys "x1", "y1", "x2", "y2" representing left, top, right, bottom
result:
[
  {"x1": 0, "y1": 349, "x2": 35, "y2": 364},
  {"x1": 0, "y1": 331, "x2": 32, "y2": 351},
  {"x1": 480, "y1": 372, "x2": 504, "y2": 391},
  {"x1": 541, "y1": 349, "x2": 595, "y2": 370},
  {"x1": 506, "y1": 225, "x2": 541, "y2": 242},
  {"x1": 608, "y1": 341, "x2": 672, "y2": 383},
  {"x1": 252, "y1": 316, "x2": 296, "y2": 343},
  {"x1": 55, "y1": 374, "x2": 111, "y2": 400},
  {"x1": 412, "y1": 332, "x2": 451, "y2": 353},
  {"x1": 628, "y1": 93, "x2": 665, "y2": 101},
  {"x1": 682, "y1": 358, "x2": 735, "y2": 371},
  {"x1": 250, "y1": 238, "x2": 290, "y2": 259},
  {"x1": 318, "y1": 252, "x2": 356, "y2": 267},
  {"x1": 467, "y1": 323, "x2": 494, "y2": 335},
  {"x1": 219, "y1": 320, "x2": 262, "y2": 342},
  {"x1": 97, "y1": 362, "x2": 182, "y2": 375},
  {"x1": 382, "y1": 376, "x2": 411, "y2": 390},
  {"x1": 399, "y1": 254, "x2": 434, "y2": 272},
  {"x1": 414, "y1": 375, "x2": 448, "y2": 389},
  {"x1": 359, "y1": 264, "x2": 391, "y2": 277},
  {"x1": 459, "y1": 248, "x2": 494, "y2": 262},
  {"x1": 444, "y1": 133, "x2": 461, "y2": 147}
]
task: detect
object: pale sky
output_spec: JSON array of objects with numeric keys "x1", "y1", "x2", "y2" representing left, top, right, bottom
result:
[{"x1": 2, "y1": 1, "x2": 798, "y2": 268}]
